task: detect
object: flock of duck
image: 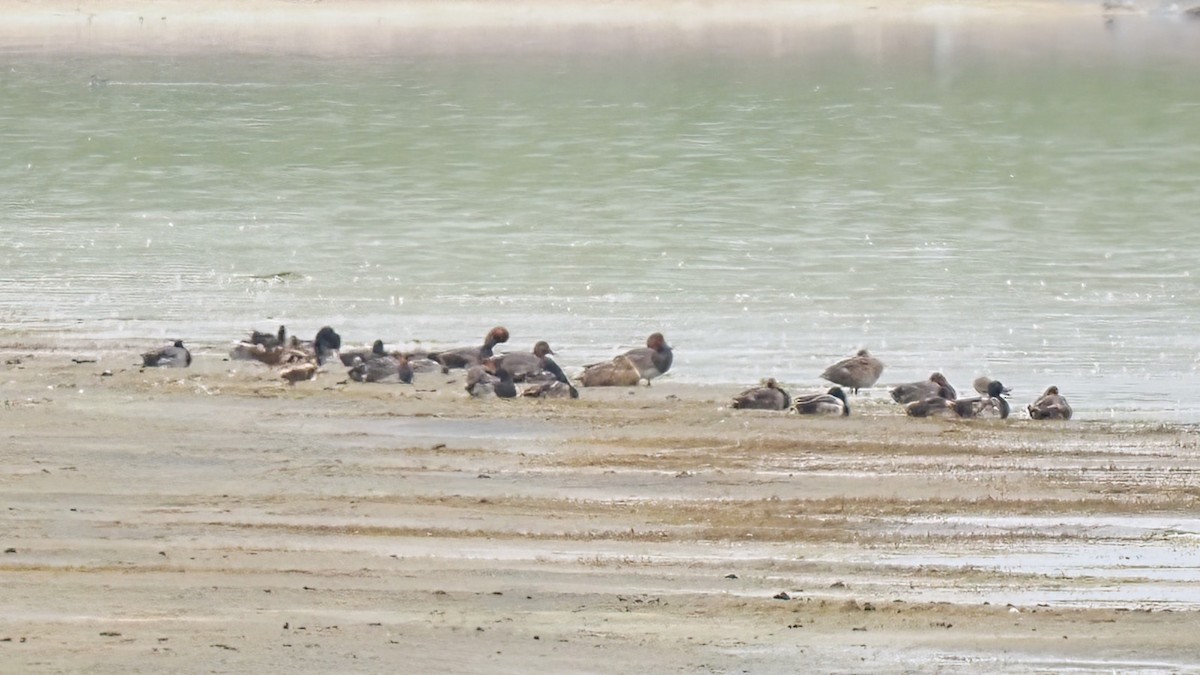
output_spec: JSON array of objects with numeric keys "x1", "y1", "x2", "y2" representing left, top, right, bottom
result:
[{"x1": 140, "y1": 331, "x2": 1073, "y2": 420}]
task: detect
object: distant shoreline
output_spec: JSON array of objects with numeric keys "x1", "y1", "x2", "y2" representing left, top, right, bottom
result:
[{"x1": 0, "y1": 0, "x2": 1142, "y2": 56}]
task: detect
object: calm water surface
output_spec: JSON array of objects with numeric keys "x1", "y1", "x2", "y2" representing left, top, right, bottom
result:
[{"x1": 2, "y1": 17, "x2": 1199, "y2": 420}]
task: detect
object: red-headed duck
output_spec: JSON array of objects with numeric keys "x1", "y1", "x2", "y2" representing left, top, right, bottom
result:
[
  {"x1": 433, "y1": 327, "x2": 510, "y2": 373},
  {"x1": 579, "y1": 333, "x2": 672, "y2": 387}
]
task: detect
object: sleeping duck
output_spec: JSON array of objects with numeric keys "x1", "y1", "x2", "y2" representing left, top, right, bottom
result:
[
  {"x1": 142, "y1": 340, "x2": 192, "y2": 368},
  {"x1": 891, "y1": 372, "x2": 957, "y2": 404},
  {"x1": 522, "y1": 380, "x2": 579, "y2": 399},
  {"x1": 431, "y1": 326, "x2": 510, "y2": 373},
  {"x1": 792, "y1": 387, "x2": 850, "y2": 416},
  {"x1": 1028, "y1": 385, "x2": 1073, "y2": 420},
  {"x1": 953, "y1": 380, "x2": 1011, "y2": 419},
  {"x1": 730, "y1": 378, "x2": 790, "y2": 410},
  {"x1": 579, "y1": 332, "x2": 672, "y2": 387},
  {"x1": 905, "y1": 395, "x2": 956, "y2": 418},
  {"x1": 820, "y1": 349, "x2": 884, "y2": 394}
]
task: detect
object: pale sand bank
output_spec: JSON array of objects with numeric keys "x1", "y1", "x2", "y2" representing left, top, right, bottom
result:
[
  {"x1": 3, "y1": 345, "x2": 1200, "y2": 672},
  {"x1": 0, "y1": 0, "x2": 1150, "y2": 55}
]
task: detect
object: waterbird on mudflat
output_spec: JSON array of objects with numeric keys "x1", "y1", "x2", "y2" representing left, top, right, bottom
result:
[
  {"x1": 248, "y1": 325, "x2": 287, "y2": 350},
  {"x1": 792, "y1": 387, "x2": 850, "y2": 416},
  {"x1": 730, "y1": 378, "x2": 790, "y2": 411},
  {"x1": 973, "y1": 376, "x2": 1012, "y2": 397},
  {"x1": 339, "y1": 339, "x2": 387, "y2": 367},
  {"x1": 466, "y1": 358, "x2": 517, "y2": 398},
  {"x1": 431, "y1": 326, "x2": 510, "y2": 373},
  {"x1": 280, "y1": 361, "x2": 318, "y2": 386},
  {"x1": 348, "y1": 352, "x2": 413, "y2": 384},
  {"x1": 953, "y1": 380, "x2": 1010, "y2": 419},
  {"x1": 820, "y1": 349, "x2": 884, "y2": 394},
  {"x1": 890, "y1": 372, "x2": 957, "y2": 404},
  {"x1": 1027, "y1": 385, "x2": 1073, "y2": 420},
  {"x1": 496, "y1": 341, "x2": 567, "y2": 383},
  {"x1": 141, "y1": 340, "x2": 191, "y2": 368},
  {"x1": 579, "y1": 333, "x2": 672, "y2": 387},
  {"x1": 904, "y1": 395, "x2": 956, "y2": 418}
]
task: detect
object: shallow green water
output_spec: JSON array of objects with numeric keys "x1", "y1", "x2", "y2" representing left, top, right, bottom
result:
[{"x1": 2, "y1": 16, "x2": 1199, "y2": 419}]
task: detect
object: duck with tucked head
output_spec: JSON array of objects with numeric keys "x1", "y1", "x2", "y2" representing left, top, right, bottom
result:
[
  {"x1": 579, "y1": 332, "x2": 672, "y2": 387},
  {"x1": 1028, "y1": 385, "x2": 1072, "y2": 420},
  {"x1": 891, "y1": 372, "x2": 957, "y2": 404},
  {"x1": 431, "y1": 326, "x2": 510, "y2": 373},
  {"x1": 820, "y1": 349, "x2": 884, "y2": 394},
  {"x1": 142, "y1": 340, "x2": 192, "y2": 368},
  {"x1": 953, "y1": 380, "x2": 1010, "y2": 419},
  {"x1": 905, "y1": 395, "x2": 956, "y2": 418},
  {"x1": 792, "y1": 387, "x2": 850, "y2": 416},
  {"x1": 730, "y1": 378, "x2": 790, "y2": 411}
]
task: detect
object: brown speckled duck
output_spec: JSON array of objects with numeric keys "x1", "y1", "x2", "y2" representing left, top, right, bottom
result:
[
  {"x1": 730, "y1": 378, "x2": 790, "y2": 410},
  {"x1": 820, "y1": 349, "x2": 884, "y2": 394},
  {"x1": 1028, "y1": 385, "x2": 1073, "y2": 420},
  {"x1": 579, "y1": 333, "x2": 672, "y2": 387}
]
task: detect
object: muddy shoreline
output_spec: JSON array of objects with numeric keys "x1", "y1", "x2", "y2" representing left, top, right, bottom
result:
[{"x1": 3, "y1": 344, "x2": 1200, "y2": 672}]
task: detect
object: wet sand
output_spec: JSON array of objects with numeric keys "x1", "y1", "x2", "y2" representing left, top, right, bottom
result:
[{"x1": 3, "y1": 342, "x2": 1200, "y2": 672}]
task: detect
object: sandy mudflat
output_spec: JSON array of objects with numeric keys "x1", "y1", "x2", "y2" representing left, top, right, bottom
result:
[
  {"x1": 0, "y1": 0, "x2": 1120, "y2": 55},
  {"x1": 2, "y1": 342, "x2": 1200, "y2": 673}
]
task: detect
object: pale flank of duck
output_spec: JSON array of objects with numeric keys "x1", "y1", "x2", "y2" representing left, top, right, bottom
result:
[
  {"x1": 280, "y1": 361, "x2": 318, "y2": 386},
  {"x1": 522, "y1": 380, "x2": 580, "y2": 399},
  {"x1": 973, "y1": 376, "x2": 1013, "y2": 397},
  {"x1": 904, "y1": 395, "x2": 956, "y2": 418},
  {"x1": 141, "y1": 340, "x2": 191, "y2": 368},
  {"x1": 891, "y1": 372, "x2": 957, "y2": 404},
  {"x1": 431, "y1": 326, "x2": 510, "y2": 373},
  {"x1": 1028, "y1": 385, "x2": 1073, "y2": 420},
  {"x1": 579, "y1": 333, "x2": 672, "y2": 387},
  {"x1": 792, "y1": 386, "x2": 850, "y2": 416},
  {"x1": 820, "y1": 349, "x2": 884, "y2": 394},
  {"x1": 730, "y1": 378, "x2": 790, "y2": 411},
  {"x1": 953, "y1": 381, "x2": 1011, "y2": 419},
  {"x1": 339, "y1": 339, "x2": 387, "y2": 367}
]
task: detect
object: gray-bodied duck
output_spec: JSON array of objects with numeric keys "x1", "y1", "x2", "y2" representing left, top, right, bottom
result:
[
  {"x1": 891, "y1": 372, "x2": 957, "y2": 404},
  {"x1": 1028, "y1": 385, "x2": 1073, "y2": 420},
  {"x1": 820, "y1": 349, "x2": 884, "y2": 394},
  {"x1": 142, "y1": 340, "x2": 192, "y2": 368},
  {"x1": 730, "y1": 378, "x2": 790, "y2": 410},
  {"x1": 792, "y1": 386, "x2": 850, "y2": 416},
  {"x1": 579, "y1": 332, "x2": 672, "y2": 387}
]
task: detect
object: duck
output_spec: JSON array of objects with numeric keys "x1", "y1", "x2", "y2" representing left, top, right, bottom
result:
[
  {"x1": 820, "y1": 349, "x2": 884, "y2": 394},
  {"x1": 904, "y1": 395, "x2": 956, "y2": 418},
  {"x1": 890, "y1": 372, "x2": 957, "y2": 404},
  {"x1": 730, "y1": 378, "x2": 790, "y2": 410},
  {"x1": 522, "y1": 380, "x2": 579, "y2": 399},
  {"x1": 953, "y1": 380, "x2": 1011, "y2": 419},
  {"x1": 973, "y1": 376, "x2": 1012, "y2": 397},
  {"x1": 431, "y1": 326, "x2": 510, "y2": 373},
  {"x1": 465, "y1": 358, "x2": 517, "y2": 398},
  {"x1": 339, "y1": 339, "x2": 387, "y2": 367},
  {"x1": 792, "y1": 387, "x2": 850, "y2": 416},
  {"x1": 496, "y1": 341, "x2": 566, "y2": 383},
  {"x1": 249, "y1": 325, "x2": 287, "y2": 350},
  {"x1": 290, "y1": 326, "x2": 342, "y2": 366},
  {"x1": 280, "y1": 361, "x2": 318, "y2": 386},
  {"x1": 1028, "y1": 385, "x2": 1073, "y2": 420},
  {"x1": 579, "y1": 332, "x2": 673, "y2": 387},
  {"x1": 231, "y1": 342, "x2": 309, "y2": 367},
  {"x1": 348, "y1": 352, "x2": 413, "y2": 384},
  {"x1": 141, "y1": 340, "x2": 192, "y2": 368}
]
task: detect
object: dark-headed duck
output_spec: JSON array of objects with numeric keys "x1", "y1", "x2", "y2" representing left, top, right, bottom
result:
[
  {"x1": 730, "y1": 378, "x2": 790, "y2": 411},
  {"x1": 142, "y1": 340, "x2": 192, "y2": 368},
  {"x1": 792, "y1": 387, "x2": 850, "y2": 416},
  {"x1": 497, "y1": 341, "x2": 567, "y2": 383},
  {"x1": 432, "y1": 326, "x2": 510, "y2": 373},
  {"x1": 891, "y1": 372, "x2": 957, "y2": 404},
  {"x1": 973, "y1": 376, "x2": 1012, "y2": 397},
  {"x1": 953, "y1": 380, "x2": 1011, "y2": 419},
  {"x1": 339, "y1": 339, "x2": 387, "y2": 367},
  {"x1": 466, "y1": 358, "x2": 517, "y2": 398},
  {"x1": 348, "y1": 352, "x2": 413, "y2": 384},
  {"x1": 579, "y1": 333, "x2": 672, "y2": 387},
  {"x1": 820, "y1": 349, "x2": 884, "y2": 394},
  {"x1": 1028, "y1": 385, "x2": 1072, "y2": 420}
]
